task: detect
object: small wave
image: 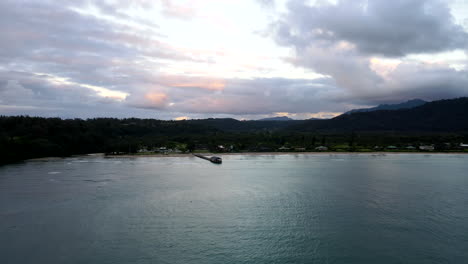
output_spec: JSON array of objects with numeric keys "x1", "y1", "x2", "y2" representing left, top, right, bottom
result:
[{"x1": 83, "y1": 179, "x2": 113, "y2": 183}]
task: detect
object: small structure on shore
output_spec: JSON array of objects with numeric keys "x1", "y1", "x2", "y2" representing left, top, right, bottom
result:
[
  {"x1": 419, "y1": 145, "x2": 435, "y2": 151},
  {"x1": 294, "y1": 147, "x2": 306, "y2": 151}
]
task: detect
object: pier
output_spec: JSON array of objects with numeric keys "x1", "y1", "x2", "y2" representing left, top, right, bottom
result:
[{"x1": 192, "y1": 154, "x2": 222, "y2": 164}]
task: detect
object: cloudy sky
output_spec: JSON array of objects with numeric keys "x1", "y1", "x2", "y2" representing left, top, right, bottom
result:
[{"x1": 1, "y1": 0, "x2": 468, "y2": 120}]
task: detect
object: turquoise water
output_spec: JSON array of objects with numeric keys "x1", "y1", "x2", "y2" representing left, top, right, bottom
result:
[{"x1": 1, "y1": 154, "x2": 468, "y2": 263}]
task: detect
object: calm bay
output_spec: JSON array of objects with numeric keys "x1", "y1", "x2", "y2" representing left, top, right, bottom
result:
[{"x1": 1, "y1": 154, "x2": 468, "y2": 263}]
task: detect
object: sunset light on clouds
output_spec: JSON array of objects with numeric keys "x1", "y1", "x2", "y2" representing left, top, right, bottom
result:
[{"x1": 1, "y1": 0, "x2": 468, "y2": 119}]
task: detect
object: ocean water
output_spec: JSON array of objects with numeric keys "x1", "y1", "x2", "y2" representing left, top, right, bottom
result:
[{"x1": 1, "y1": 154, "x2": 468, "y2": 264}]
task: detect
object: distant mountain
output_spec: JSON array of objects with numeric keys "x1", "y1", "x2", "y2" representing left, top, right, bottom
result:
[
  {"x1": 187, "y1": 118, "x2": 305, "y2": 132},
  {"x1": 259, "y1": 116, "x2": 325, "y2": 121},
  {"x1": 290, "y1": 97, "x2": 468, "y2": 132},
  {"x1": 258, "y1": 116, "x2": 293, "y2": 121},
  {"x1": 345, "y1": 99, "x2": 428, "y2": 115}
]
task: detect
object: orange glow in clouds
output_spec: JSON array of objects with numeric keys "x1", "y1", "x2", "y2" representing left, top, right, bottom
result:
[
  {"x1": 145, "y1": 92, "x2": 168, "y2": 106},
  {"x1": 171, "y1": 81, "x2": 225, "y2": 91}
]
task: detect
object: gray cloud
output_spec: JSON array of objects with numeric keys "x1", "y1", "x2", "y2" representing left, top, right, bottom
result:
[
  {"x1": 0, "y1": 0, "x2": 231, "y2": 118},
  {"x1": 1, "y1": 0, "x2": 468, "y2": 120},
  {"x1": 0, "y1": 0, "x2": 201, "y2": 77},
  {"x1": 1, "y1": 67, "x2": 349, "y2": 117},
  {"x1": 0, "y1": 80, "x2": 34, "y2": 104},
  {"x1": 275, "y1": 0, "x2": 468, "y2": 57},
  {"x1": 171, "y1": 77, "x2": 345, "y2": 115},
  {"x1": 288, "y1": 44, "x2": 384, "y2": 92},
  {"x1": 0, "y1": 70, "x2": 106, "y2": 106},
  {"x1": 271, "y1": 0, "x2": 468, "y2": 106},
  {"x1": 0, "y1": 70, "x2": 168, "y2": 119},
  {"x1": 373, "y1": 62, "x2": 468, "y2": 103}
]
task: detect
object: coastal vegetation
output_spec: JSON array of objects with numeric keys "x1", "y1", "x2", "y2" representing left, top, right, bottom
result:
[{"x1": 1, "y1": 97, "x2": 468, "y2": 165}]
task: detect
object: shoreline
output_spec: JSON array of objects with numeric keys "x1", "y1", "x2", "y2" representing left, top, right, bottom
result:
[
  {"x1": 22, "y1": 151, "x2": 468, "y2": 162},
  {"x1": 104, "y1": 151, "x2": 468, "y2": 158}
]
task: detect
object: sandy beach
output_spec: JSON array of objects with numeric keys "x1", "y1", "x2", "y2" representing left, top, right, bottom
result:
[
  {"x1": 104, "y1": 151, "x2": 468, "y2": 158},
  {"x1": 24, "y1": 151, "x2": 468, "y2": 162}
]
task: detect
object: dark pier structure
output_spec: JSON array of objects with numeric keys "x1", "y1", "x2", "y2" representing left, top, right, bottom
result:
[{"x1": 193, "y1": 154, "x2": 222, "y2": 164}]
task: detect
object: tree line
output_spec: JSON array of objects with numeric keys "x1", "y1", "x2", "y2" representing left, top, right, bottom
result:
[{"x1": 1, "y1": 115, "x2": 468, "y2": 165}]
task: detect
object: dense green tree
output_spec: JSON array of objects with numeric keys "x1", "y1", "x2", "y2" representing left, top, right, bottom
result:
[{"x1": 1, "y1": 97, "x2": 468, "y2": 165}]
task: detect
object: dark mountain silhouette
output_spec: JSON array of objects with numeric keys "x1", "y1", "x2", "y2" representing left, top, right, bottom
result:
[
  {"x1": 258, "y1": 116, "x2": 293, "y2": 121},
  {"x1": 186, "y1": 118, "x2": 304, "y2": 132},
  {"x1": 291, "y1": 97, "x2": 468, "y2": 132},
  {"x1": 345, "y1": 99, "x2": 427, "y2": 115}
]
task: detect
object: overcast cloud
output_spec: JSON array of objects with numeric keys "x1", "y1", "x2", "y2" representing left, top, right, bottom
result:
[
  {"x1": 275, "y1": 0, "x2": 468, "y2": 56},
  {"x1": 1, "y1": 0, "x2": 467, "y2": 119},
  {"x1": 272, "y1": 0, "x2": 468, "y2": 106}
]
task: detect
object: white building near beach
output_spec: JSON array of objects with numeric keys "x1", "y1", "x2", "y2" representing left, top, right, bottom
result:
[{"x1": 419, "y1": 145, "x2": 435, "y2": 151}]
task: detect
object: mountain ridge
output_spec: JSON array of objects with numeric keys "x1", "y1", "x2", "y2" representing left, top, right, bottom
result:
[
  {"x1": 291, "y1": 97, "x2": 468, "y2": 132},
  {"x1": 258, "y1": 116, "x2": 294, "y2": 121},
  {"x1": 345, "y1": 99, "x2": 428, "y2": 115}
]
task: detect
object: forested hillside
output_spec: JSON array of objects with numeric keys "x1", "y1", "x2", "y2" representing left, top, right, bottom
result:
[
  {"x1": 1, "y1": 97, "x2": 468, "y2": 164},
  {"x1": 292, "y1": 97, "x2": 468, "y2": 132}
]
